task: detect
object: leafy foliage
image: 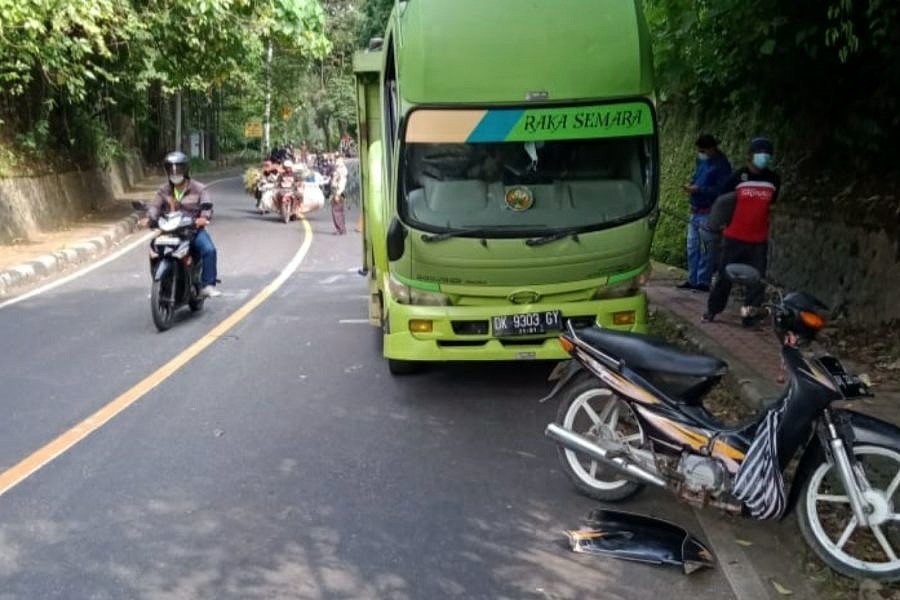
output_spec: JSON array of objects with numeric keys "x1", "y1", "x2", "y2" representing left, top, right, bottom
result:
[
  {"x1": 356, "y1": 0, "x2": 393, "y2": 46},
  {"x1": 643, "y1": 0, "x2": 900, "y2": 173},
  {"x1": 0, "y1": 0, "x2": 138, "y2": 101},
  {"x1": 0, "y1": 0, "x2": 330, "y2": 168}
]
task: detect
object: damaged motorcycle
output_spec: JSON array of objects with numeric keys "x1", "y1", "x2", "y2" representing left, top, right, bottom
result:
[{"x1": 544, "y1": 264, "x2": 900, "y2": 581}]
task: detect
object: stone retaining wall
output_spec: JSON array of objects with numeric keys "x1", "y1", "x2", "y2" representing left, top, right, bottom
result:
[
  {"x1": 0, "y1": 153, "x2": 144, "y2": 244},
  {"x1": 770, "y1": 211, "x2": 900, "y2": 326}
]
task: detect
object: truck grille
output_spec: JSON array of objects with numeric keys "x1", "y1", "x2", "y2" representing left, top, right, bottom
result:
[{"x1": 451, "y1": 320, "x2": 490, "y2": 335}]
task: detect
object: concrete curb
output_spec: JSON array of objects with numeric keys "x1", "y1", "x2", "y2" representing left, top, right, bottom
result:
[
  {"x1": 0, "y1": 167, "x2": 244, "y2": 300},
  {"x1": 650, "y1": 300, "x2": 783, "y2": 411},
  {"x1": 0, "y1": 212, "x2": 142, "y2": 299}
]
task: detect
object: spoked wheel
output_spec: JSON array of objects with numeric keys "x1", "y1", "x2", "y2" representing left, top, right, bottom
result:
[
  {"x1": 150, "y1": 278, "x2": 175, "y2": 331},
  {"x1": 799, "y1": 444, "x2": 900, "y2": 581},
  {"x1": 555, "y1": 376, "x2": 647, "y2": 501}
]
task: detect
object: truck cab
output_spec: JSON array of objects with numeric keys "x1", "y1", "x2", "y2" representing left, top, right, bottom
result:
[{"x1": 355, "y1": 0, "x2": 658, "y2": 374}]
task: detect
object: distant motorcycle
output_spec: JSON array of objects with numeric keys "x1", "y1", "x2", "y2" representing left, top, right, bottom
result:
[
  {"x1": 256, "y1": 176, "x2": 278, "y2": 215},
  {"x1": 274, "y1": 178, "x2": 299, "y2": 224},
  {"x1": 133, "y1": 201, "x2": 210, "y2": 331},
  {"x1": 544, "y1": 264, "x2": 900, "y2": 581}
]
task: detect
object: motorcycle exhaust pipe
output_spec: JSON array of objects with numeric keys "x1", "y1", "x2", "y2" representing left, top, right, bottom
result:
[{"x1": 545, "y1": 423, "x2": 667, "y2": 488}]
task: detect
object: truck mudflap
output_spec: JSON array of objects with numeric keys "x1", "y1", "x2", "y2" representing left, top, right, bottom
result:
[{"x1": 566, "y1": 509, "x2": 715, "y2": 575}]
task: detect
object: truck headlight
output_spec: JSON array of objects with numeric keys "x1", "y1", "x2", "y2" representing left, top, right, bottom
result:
[
  {"x1": 388, "y1": 274, "x2": 450, "y2": 306},
  {"x1": 593, "y1": 265, "x2": 651, "y2": 300},
  {"x1": 593, "y1": 278, "x2": 638, "y2": 300}
]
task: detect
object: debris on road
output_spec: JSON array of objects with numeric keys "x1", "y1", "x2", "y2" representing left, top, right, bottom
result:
[{"x1": 565, "y1": 509, "x2": 715, "y2": 575}]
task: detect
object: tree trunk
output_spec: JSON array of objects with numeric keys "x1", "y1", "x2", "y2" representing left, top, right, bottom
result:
[
  {"x1": 322, "y1": 115, "x2": 332, "y2": 150},
  {"x1": 210, "y1": 89, "x2": 219, "y2": 161},
  {"x1": 147, "y1": 81, "x2": 162, "y2": 161},
  {"x1": 175, "y1": 91, "x2": 183, "y2": 152},
  {"x1": 264, "y1": 38, "x2": 273, "y2": 153}
]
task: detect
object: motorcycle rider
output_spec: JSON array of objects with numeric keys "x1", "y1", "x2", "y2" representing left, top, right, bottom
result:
[
  {"x1": 275, "y1": 159, "x2": 303, "y2": 218},
  {"x1": 146, "y1": 151, "x2": 221, "y2": 298},
  {"x1": 256, "y1": 160, "x2": 280, "y2": 212}
]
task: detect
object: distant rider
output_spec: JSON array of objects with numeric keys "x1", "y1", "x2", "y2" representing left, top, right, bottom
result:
[
  {"x1": 147, "y1": 151, "x2": 221, "y2": 298},
  {"x1": 275, "y1": 160, "x2": 302, "y2": 218},
  {"x1": 256, "y1": 160, "x2": 280, "y2": 212},
  {"x1": 330, "y1": 156, "x2": 349, "y2": 235}
]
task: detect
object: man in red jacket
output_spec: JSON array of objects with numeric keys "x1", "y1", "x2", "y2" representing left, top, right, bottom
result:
[{"x1": 702, "y1": 137, "x2": 780, "y2": 326}]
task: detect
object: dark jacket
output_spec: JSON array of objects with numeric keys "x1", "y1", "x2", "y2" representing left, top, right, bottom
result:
[
  {"x1": 690, "y1": 152, "x2": 732, "y2": 213},
  {"x1": 149, "y1": 179, "x2": 212, "y2": 222}
]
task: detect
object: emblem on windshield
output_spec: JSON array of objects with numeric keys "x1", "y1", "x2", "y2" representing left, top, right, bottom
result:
[{"x1": 505, "y1": 186, "x2": 534, "y2": 212}]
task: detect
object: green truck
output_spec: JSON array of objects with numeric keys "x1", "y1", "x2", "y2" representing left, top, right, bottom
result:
[{"x1": 354, "y1": 0, "x2": 659, "y2": 374}]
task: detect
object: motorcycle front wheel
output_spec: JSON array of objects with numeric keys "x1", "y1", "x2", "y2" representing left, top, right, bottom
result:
[
  {"x1": 150, "y1": 277, "x2": 175, "y2": 331},
  {"x1": 798, "y1": 444, "x2": 900, "y2": 581},
  {"x1": 281, "y1": 199, "x2": 292, "y2": 224},
  {"x1": 555, "y1": 375, "x2": 646, "y2": 501}
]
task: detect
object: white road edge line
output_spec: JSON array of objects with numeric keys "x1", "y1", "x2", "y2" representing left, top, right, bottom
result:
[
  {"x1": 0, "y1": 232, "x2": 155, "y2": 311},
  {"x1": 339, "y1": 319, "x2": 370, "y2": 324},
  {"x1": 0, "y1": 176, "x2": 237, "y2": 311}
]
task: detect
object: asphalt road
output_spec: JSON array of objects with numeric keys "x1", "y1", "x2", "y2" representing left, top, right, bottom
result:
[{"x1": 0, "y1": 177, "x2": 741, "y2": 599}]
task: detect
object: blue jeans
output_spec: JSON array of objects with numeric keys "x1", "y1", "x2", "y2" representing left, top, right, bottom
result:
[
  {"x1": 192, "y1": 229, "x2": 218, "y2": 286},
  {"x1": 686, "y1": 213, "x2": 711, "y2": 287}
]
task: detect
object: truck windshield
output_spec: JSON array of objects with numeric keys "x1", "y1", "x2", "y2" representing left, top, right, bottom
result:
[{"x1": 400, "y1": 136, "x2": 655, "y2": 234}]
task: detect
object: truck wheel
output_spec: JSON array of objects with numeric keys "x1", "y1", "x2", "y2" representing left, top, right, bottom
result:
[{"x1": 388, "y1": 359, "x2": 420, "y2": 376}]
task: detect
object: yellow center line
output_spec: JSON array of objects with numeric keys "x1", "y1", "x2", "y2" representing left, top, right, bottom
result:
[{"x1": 0, "y1": 219, "x2": 314, "y2": 498}]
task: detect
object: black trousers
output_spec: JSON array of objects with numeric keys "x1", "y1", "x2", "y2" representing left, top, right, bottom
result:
[{"x1": 707, "y1": 237, "x2": 768, "y2": 316}]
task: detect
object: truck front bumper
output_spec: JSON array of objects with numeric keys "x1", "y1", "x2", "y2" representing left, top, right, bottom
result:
[{"x1": 383, "y1": 292, "x2": 647, "y2": 362}]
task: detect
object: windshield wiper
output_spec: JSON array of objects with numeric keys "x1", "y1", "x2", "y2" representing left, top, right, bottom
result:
[
  {"x1": 420, "y1": 228, "x2": 496, "y2": 243},
  {"x1": 421, "y1": 225, "x2": 542, "y2": 243},
  {"x1": 525, "y1": 229, "x2": 581, "y2": 247}
]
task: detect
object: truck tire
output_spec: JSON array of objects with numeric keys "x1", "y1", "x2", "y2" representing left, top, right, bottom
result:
[{"x1": 388, "y1": 359, "x2": 420, "y2": 375}]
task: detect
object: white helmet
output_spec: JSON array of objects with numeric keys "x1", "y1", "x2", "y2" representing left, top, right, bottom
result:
[{"x1": 283, "y1": 160, "x2": 294, "y2": 170}]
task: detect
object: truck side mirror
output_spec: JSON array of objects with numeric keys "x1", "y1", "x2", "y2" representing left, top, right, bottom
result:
[{"x1": 386, "y1": 218, "x2": 407, "y2": 261}]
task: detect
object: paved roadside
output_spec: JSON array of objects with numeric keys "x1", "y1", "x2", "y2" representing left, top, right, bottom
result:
[
  {"x1": 0, "y1": 167, "x2": 244, "y2": 299},
  {"x1": 647, "y1": 262, "x2": 900, "y2": 423}
]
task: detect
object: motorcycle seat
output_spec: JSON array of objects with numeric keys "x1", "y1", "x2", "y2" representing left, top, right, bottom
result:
[{"x1": 577, "y1": 327, "x2": 727, "y2": 378}]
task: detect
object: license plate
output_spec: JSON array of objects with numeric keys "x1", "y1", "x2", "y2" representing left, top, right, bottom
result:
[
  {"x1": 492, "y1": 310, "x2": 562, "y2": 336},
  {"x1": 155, "y1": 235, "x2": 180, "y2": 245}
]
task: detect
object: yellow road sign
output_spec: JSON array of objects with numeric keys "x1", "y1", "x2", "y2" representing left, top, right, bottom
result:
[{"x1": 244, "y1": 120, "x2": 263, "y2": 138}]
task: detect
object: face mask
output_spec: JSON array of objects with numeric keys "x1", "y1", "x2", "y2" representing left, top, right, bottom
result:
[
  {"x1": 697, "y1": 152, "x2": 709, "y2": 161},
  {"x1": 169, "y1": 174, "x2": 185, "y2": 186},
  {"x1": 752, "y1": 153, "x2": 771, "y2": 170}
]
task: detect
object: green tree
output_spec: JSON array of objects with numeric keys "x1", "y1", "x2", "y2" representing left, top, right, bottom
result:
[{"x1": 356, "y1": 0, "x2": 393, "y2": 46}]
